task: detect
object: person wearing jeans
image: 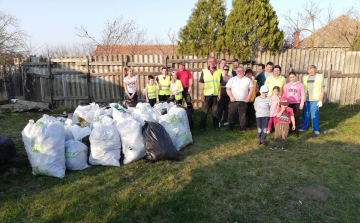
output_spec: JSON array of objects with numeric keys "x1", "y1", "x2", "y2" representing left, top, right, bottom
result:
[
  {"x1": 299, "y1": 65, "x2": 325, "y2": 135},
  {"x1": 226, "y1": 67, "x2": 253, "y2": 131}
]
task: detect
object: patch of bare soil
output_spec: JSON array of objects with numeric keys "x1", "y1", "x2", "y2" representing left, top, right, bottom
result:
[{"x1": 288, "y1": 185, "x2": 333, "y2": 208}]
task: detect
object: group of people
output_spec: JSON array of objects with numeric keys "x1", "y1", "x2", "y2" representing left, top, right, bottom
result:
[
  {"x1": 123, "y1": 62, "x2": 193, "y2": 107},
  {"x1": 199, "y1": 57, "x2": 325, "y2": 151},
  {"x1": 123, "y1": 57, "x2": 325, "y2": 151}
]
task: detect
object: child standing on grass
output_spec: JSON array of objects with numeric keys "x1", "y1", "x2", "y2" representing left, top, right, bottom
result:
[
  {"x1": 267, "y1": 86, "x2": 280, "y2": 133},
  {"x1": 144, "y1": 75, "x2": 159, "y2": 107},
  {"x1": 270, "y1": 97, "x2": 295, "y2": 151},
  {"x1": 254, "y1": 85, "x2": 272, "y2": 145}
]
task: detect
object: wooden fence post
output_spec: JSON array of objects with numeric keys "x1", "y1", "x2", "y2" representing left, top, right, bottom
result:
[
  {"x1": 47, "y1": 58, "x2": 54, "y2": 108},
  {"x1": 327, "y1": 63, "x2": 332, "y2": 102},
  {"x1": 87, "y1": 56, "x2": 92, "y2": 103}
]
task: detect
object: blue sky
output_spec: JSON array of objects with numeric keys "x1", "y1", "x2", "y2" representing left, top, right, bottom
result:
[{"x1": 1, "y1": 0, "x2": 359, "y2": 48}]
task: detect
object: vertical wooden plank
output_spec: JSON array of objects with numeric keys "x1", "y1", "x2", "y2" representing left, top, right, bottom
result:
[
  {"x1": 339, "y1": 77, "x2": 347, "y2": 105},
  {"x1": 345, "y1": 77, "x2": 353, "y2": 105},
  {"x1": 335, "y1": 78, "x2": 342, "y2": 104},
  {"x1": 354, "y1": 78, "x2": 360, "y2": 104}
]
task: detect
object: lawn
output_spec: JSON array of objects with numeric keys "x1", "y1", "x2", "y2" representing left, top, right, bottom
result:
[{"x1": 0, "y1": 103, "x2": 359, "y2": 222}]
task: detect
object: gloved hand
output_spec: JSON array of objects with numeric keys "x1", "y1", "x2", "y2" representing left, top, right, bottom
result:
[{"x1": 317, "y1": 101, "x2": 323, "y2": 108}]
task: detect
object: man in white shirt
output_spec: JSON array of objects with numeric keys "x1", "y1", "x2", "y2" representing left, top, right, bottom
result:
[{"x1": 226, "y1": 67, "x2": 254, "y2": 131}]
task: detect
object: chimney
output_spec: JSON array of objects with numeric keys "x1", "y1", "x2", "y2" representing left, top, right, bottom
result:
[{"x1": 294, "y1": 31, "x2": 300, "y2": 48}]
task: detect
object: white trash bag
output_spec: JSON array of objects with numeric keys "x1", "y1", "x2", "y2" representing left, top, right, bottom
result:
[
  {"x1": 168, "y1": 106, "x2": 191, "y2": 132},
  {"x1": 89, "y1": 125, "x2": 121, "y2": 166},
  {"x1": 70, "y1": 125, "x2": 92, "y2": 141},
  {"x1": 65, "y1": 139, "x2": 90, "y2": 171},
  {"x1": 73, "y1": 102, "x2": 104, "y2": 124},
  {"x1": 136, "y1": 102, "x2": 152, "y2": 112},
  {"x1": 21, "y1": 115, "x2": 66, "y2": 178},
  {"x1": 158, "y1": 114, "x2": 192, "y2": 151},
  {"x1": 116, "y1": 118, "x2": 146, "y2": 164}
]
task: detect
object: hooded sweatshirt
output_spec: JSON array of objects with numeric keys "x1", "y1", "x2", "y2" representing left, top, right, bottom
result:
[{"x1": 282, "y1": 81, "x2": 305, "y2": 106}]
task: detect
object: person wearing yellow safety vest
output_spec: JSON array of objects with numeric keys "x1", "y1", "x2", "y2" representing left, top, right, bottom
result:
[
  {"x1": 156, "y1": 67, "x2": 171, "y2": 102},
  {"x1": 144, "y1": 75, "x2": 159, "y2": 107},
  {"x1": 299, "y1": 65, "x2": 325, "y2": 135},
  {"x1": 199, "y1": 57, "x2": 223, "y2": 132},
  {"x1": 229, "y1": 58, "x2": 239, "y2": 77},
  {"x1": 169, "y1": 71, "x2": 183, "y2": 105}
]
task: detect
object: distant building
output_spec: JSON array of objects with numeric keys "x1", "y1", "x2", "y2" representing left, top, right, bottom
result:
[
  {"x1": 296, "y1": 15, "x2": 360, "y2": 50},
  {"x1": 94, "y1": 45, "x2": 178, "y2": 56}
]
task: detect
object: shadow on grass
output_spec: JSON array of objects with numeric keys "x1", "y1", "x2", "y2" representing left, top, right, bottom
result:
[
  {"x1": 29, "y1": 138, "x2": 359, "y2": 223},
  {"x1": 0, "y1": 103, "x2": 359, "y2": 222}
]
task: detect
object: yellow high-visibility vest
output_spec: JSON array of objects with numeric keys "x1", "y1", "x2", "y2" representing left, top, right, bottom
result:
[
  {"x1": 203, "y1": 69, "x2": 221, "y2": 96},
  {"x1": 158, "y1": 75, "x2": 171, "y2": 95},
  {"x1": 303, "y1": 74, "x2": 323, "y2": 101},
  {"x1": 147, "y1": 84, "x2": 156, "y2": 99},
  {"x1": 173, "y1": 80, "x2": 183, "y2": 101}
]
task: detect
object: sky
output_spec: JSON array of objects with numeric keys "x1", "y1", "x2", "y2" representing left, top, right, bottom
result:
[{"x1": 1, "y1": 0, "x2": 359, "y2": 53}]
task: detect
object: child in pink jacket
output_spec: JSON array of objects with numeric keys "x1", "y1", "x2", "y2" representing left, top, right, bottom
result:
[
  {"x1": 282, "y1": 71, "x2": 305, "y2": 137},
  {"x1": 267, "y1": 86, "x2": 280, "y2": 133}
]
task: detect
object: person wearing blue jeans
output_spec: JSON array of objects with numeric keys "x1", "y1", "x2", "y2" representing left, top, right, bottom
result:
[{"x1": 299, "y1": 65, "x2": 325, "y2": 135}]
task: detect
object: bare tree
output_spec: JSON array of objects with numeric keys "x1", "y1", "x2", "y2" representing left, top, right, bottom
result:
[
  {"x1": 75, "y1": 16, "x2": 149, "y2": 56},
  {"x1": 0, "y1": 11, "x2": 27, "y2": 54},
  {"x1": 39, "y1": 43, "x2": 96, "y2": 57}
]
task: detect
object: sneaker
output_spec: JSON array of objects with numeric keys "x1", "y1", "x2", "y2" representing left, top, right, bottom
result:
[
  {"x1": 266, "y1": 131, "x2": 270, "y2": 134},
  {"x1": 239, "y1": 127, "x2": 246, "y2": 132},
  {"x1": 270, "y1": 146, "x2": 277, "y2": 150},
  {"x1": 299, "y1": 129, "x2": 305, "y2": 132},
  {"x1": 282, "y1": 146, "x2": 288, "y2": 151},
  {"x1": 261, "y1": 141, "x2": 267, "y2": 146},
  {"x1": 224, "y1": 122, "x2": 229, "y2": 126},
  {"x1": 257, "y1": 139, "x2": 261, "y2": 145},
  {"x1": 314, "y1": 131, "x2": 320, "y2": 135}
]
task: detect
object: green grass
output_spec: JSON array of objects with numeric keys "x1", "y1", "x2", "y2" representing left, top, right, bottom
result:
[{"x1": 0, "y1": 103, "x2": 359, "y2": 222}]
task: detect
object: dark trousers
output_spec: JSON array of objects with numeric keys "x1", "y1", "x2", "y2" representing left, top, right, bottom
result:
[
  {"x1": 228, "y1": 101, "x2": 247, "y2": 129},
  {"x1": 125, "y1": 92, "x2": 138, "y2": 103},
  {"x1": 169, "y1": 95, "x2": 182, "y2": 105},
  {"x1": 200, "y1": 96, "x2": 219, "y2": 129},
  {"x1": 246, "y1": 102, "x2": 255, "y2": 127},
  {"x1": 149, "y1": 98, "x2": 156, "y2": 107},
  {"x1": 158, "y1": 94, "x2": 170, "y2": 102},
  {"x1": 218, "y1": 92, "x2": 230, "y2": 123},
  {"x1": 256, "y1": 117, "x2": 269, "y2": 141},
  {"x1": 182, "y1": 88, "x2": 193, "y2": 106},
  {"x1": 289, "y1": 103, "x2": 300, "y2": 136}
]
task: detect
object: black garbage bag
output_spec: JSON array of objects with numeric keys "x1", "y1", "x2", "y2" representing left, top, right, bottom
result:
[
  {"x1": 0, "y1": 136, "x2": 16, "y2": 165},
  {"x1": 142, "y1": 121, "x2": 180, "y2": 163}
]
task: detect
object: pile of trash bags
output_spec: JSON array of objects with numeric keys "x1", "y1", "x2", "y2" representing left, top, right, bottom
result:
[{"x1": 21, "y1": 102, "x2": 193, "y2": 178}]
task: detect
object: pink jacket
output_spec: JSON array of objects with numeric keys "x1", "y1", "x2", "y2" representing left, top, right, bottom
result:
[{"x1": 282, "y1": 81, "x2": 305, "y2": 106}]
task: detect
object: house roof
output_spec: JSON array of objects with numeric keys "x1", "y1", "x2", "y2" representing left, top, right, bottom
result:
[
  {"x1": 93, "y1": 45, "x2": 178, "y2": 56},
  {"x1": 298, "y1": 15, "x2": 360, "y2": 49}
]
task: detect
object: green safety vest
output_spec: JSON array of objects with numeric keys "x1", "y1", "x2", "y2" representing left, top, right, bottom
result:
[
  {"x1": 173, "y1": 80, "x2": 183, "y2": 101},
  {"x1": 147, "y1": 84, "x2": 156, "y2": 99},
  {"x1": 158, "y1": 75, "x2": 171, "y2": 95},
  {"x1": 303, "y1": 74, "x2": 323, "y2": 101},
  {"x1": 203, "y1": 68, "x2": 221, "y2": 96}
]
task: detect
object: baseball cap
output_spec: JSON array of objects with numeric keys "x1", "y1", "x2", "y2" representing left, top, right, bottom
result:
[
  {"x1": 279, "y1": 97, "x2": 289, "y2": 105},
  {"x1": 171, "y1": 71, "x2": 177, "y2": 75},
  {"x1": 232, "y1": 58, "x2": 239, "y2": 62},
  {"x1": 178, "y1": 61, "x2": 185, "y2": 65},
  {"x1": 260, "y1": 85, "x2": 269, "y2": 93}
]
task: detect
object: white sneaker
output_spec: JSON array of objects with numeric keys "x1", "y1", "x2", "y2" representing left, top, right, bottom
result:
[
  {"x1": 299, "y1": 129, "x2": 305, "y2": 132},
  {"x1": 314, "y1": 131, "x2": 320, "y2": 135},
  {"x1": 224, "y1": 122, "x2": 229, "y2": 126}
]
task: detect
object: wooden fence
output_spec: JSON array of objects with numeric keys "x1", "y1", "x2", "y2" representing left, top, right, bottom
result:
[{"x1": 1, "y1": 49, "x2": 360, "y2": 108}]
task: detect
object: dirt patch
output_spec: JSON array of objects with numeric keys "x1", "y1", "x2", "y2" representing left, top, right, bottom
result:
[
  {"x1": 289, "y1": 185, "x2": 333, "y2": 205},
  {"x1": 323, "y1": 129, "x2": 339, "y2": 134},
  {"x1": 341, "y1": 145, "x2": 359, "y2": 153}
]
